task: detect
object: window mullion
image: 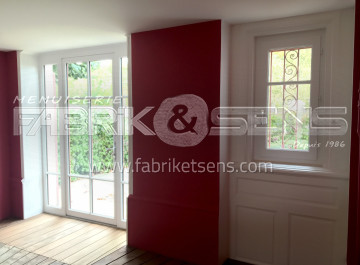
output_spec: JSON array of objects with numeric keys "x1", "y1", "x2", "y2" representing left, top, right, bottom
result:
[
  {"x1": 268, "y1": 80, "x2": 311, "y2": 86},
  {"x1": 87, "y1": 61, "x2": 94, "y2": 214}
]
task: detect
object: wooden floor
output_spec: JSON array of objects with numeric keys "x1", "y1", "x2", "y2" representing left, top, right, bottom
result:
[
  {"x1": 0, "y1": 214, "x2": 127, "y2": 265},
  {"x1": 0, "y1": 214, "x2": 190, "y2": 265},
  {"x1": 93, "y1": 246, "x2": 187, "y2": 265}
]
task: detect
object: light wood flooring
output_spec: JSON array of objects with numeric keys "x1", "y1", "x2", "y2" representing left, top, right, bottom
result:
[
  {"x1": 0, "y1": 214, "x2": 191, "y2": 265},
  {"x1": 0, "y1": 214, "x2": 126, "y2": 265}
]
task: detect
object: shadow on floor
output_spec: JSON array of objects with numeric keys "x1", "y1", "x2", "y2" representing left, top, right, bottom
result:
[{"x1": 223, "y1": 259, "x2": 253, "y2": 265}]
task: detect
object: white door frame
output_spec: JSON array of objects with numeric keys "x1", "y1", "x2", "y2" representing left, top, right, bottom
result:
[
  {"x1": 62, "y1": 54, "x2": 119, "y2": 226},
  {"x1": 40, "y1": 44, "x2": 128, "y2": 229}
]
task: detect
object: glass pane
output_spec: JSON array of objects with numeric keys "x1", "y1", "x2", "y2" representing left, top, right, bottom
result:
[
  {"x1": 122, "y1": 58, "x2": 128, "y2": 96},
  {"x1": 44, "y1": 64, "x2": 58, "y2": 98},
  {"x1": 284, "y1": 49, "x2": 300, "y2": 82},
  {"x1": 91, "y1": 100, "x2": 115, "y2": 178},
  {"x1": 122, "y1": 132, "x2": 129, "y2": 180},
  {"x1": 120, "y1": 98, "x2": 129, "y2": 178},
  {"x1": 122, "y1": 183, "x2": 129, "y2": 221},
  {"x1": 91, "y1": 60, "x2": 113, "y2": 97},
  {"x1": 67, "y1": 62, "x2": 88, "y2": 97},
  {"x1": 47, "y1": 174, "x2": 61, "y2": 208},
  {"x1": 269, "y1": 48, "x2": 312, "y2": 83},
  {"x1": 297, "y1": 84, "x2": 311, "y2": 149},
  {"x1": 68, "y1": 101, "x2": 90, "y2": 175},
  {"x1": 122, "y1": 97, "x2": 128, "y2": 107},
  {"x1": 267, "y1": 84, "x2": 310, "y2": 150},
  {"x1": 93, "y1": 180, "x2": 114, "y2": 217},
  {"x1": 46, "y1": 102, "x2": 61, "y2": 173},
  {"x1": 269, "y1": 51, "x2": 284, "y2": 83},
  {"x1": 70, "y1": 177, "x2": 90, "y2": 213},
  {"x1": 268, "y1": 85, "x2": 283, "y2": 149},
  {"x1": 298, "y1": 48, "x2": 312, "y2": 81}
]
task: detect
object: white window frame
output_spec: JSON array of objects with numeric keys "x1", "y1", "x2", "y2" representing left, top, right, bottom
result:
[
  {"x1": 253, "y1": 30, "x2": 324, "y2": 164},
  {"x1": 39, "y1": 44, "x2": 129, "y2": 229},
  {"x1": 41, "y1": 61, "x2": 66, "y2": 218}
]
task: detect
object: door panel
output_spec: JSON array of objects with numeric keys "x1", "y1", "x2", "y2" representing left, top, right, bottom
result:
[
  {"x1": 65, "y1": 58, "x2": 116, "y2": 225},
  {"x1": 44, "y1": 52, "x2": 129, "y2": 228}
]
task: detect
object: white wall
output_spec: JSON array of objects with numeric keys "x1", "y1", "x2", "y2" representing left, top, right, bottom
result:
[
  {"x1": 219, "y1": 21, "x2": 230, "y2": 265},
  {"x1": 229, "y1": 8, "x2": 354, "y2": 265},
  {"x1": 19, "y1": 53, "x2": 43, "y2": 219}
]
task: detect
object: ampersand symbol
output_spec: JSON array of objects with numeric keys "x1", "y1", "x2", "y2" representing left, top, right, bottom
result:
[{"x1": 168, "y1": 105, "x2": 197, "y2": 134}]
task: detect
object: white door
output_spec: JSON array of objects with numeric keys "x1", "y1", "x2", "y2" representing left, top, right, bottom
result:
[
  {"x1": 64, "y1": 56, "x2": 118, "y2": 225},
  {"x1": 43, "y1": 52, "x2": 129, "y2": 228}
]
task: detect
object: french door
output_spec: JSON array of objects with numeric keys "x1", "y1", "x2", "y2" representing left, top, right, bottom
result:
[
  {"x1": 65, "y1": 55, "x2": 119, "y2": 225},
  {"x1": 43, "y1": 52, "x2": 129, "y2": 228}
]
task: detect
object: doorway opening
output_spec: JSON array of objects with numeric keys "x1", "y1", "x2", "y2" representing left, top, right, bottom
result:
[{"x1": 42, "y1": 48, "x2": 129, "y2": 228}]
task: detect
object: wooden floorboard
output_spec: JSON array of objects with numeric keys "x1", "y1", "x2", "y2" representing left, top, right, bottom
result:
[
  {"x1": 0, "y1": 214, "x2": 192, "y2": 265},
  {"x1": 35, "y1": 223, "x2": 100, "y2": 256},
  {"x1": 1, "y1": 248, "x2": 29, "y2": 265},
  {"x1": 0, "y1": 214, "x2": 122, "y2": 265},
  {"x1": 52, "y1": 228, "x2": 114, "y2": 261},
  {"x1": 108, "y1": 249, "x2": 147, "y2": 264},
  {"x1": 71, "y1": 234, "x2": 127, "y2": 265},
  {"x1": 92, "y1": 246, "x2": 134, "y2": 265},
  {"x1": 124, "y1": 252, "x2": 160, "y2": 265},
  {"x1": 162, "y1": 260, "x2": 185, "y2": 265},
  {"x1": 26, "y1": 221, "x2": 88, "y2": 252},
  {"x1": 0, "y1": 246, "x2": 21, "y2": 263},
  {"x1": 16, "y1": 252, "x2": 43, "y2": 265},
  {"x1": 25, "y1": 254, "x2": 48, "y2": 265},
  {"x1": 223, "y1": 259, "x2": 254, "y2": 265},
  {"x1": 0, "y1": 215, "x2": 58, "y2": 243},
  {"x1": 142, "y1": 255, "x2": 171, "y2": 265},
  {"x1": 62, "y1": 230, "x2": 126, "y2": 264},
  {"x1": 38, "y1": 258, "x2": 59, "y2": 265},
  {"x1": 0, "y1": 244, "x2": 13, "y2": 256}
]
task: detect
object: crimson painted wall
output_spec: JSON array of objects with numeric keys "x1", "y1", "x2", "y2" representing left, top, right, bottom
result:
[
  {"x1": 347, "y1": 0, "x2": 360, "y2": 263},
  {"x1": 0, "y1": 51, "x2": 23, "y2": 220},
  {"x1": 128, "y1": 21, "x2": 221, "y2": 264}
]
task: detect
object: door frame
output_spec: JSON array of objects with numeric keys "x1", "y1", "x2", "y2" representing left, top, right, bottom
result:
[
  {"x1": 62, "y1": 54, "x2": 120, "y2": 226},
  {"x1": 40, "y1": 44, "x2": 128, "y2": 229}
]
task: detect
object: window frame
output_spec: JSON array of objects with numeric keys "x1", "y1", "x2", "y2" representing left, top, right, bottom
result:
[
  {"x1": 41, "y1": 61, "x2": 67, "y2": 217},
  {"x1": 253, "y1": 30, "x2": 323, "y2": 164},
  {"x1": 43, "y1": 64, "x2": 62, "y2": 210}
]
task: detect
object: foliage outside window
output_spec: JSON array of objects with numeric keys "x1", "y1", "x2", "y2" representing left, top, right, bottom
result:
[{"x1": 267, "y1": 48, "x2": 312, "y2": 151}]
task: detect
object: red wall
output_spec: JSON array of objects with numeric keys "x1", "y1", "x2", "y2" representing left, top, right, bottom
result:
[
  {"x1": 0, "y1": 51, "x2": 23, "y2": 220},
  {"x1": 128, "y1": 21, "x2": 221, "y2": 264},
  {"x1": 347, "y1": 0, "x2": 360, "y2": 263},
  {"x1": 0, "y1": 52, "x2": 11, "y2": 220}
]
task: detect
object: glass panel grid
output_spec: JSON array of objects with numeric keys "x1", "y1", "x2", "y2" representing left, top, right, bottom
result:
[
  {"x1": 67, "y1": 100, "x2": 90, "y2": 176},
  {"x1": 267, "y1": 48, "x2": 312, "y2": 151},
  {"x1": 44, "y1": 56, "x2": 130, "y2": 224},
  {"x1": 66, "y1": 58, "x2": 125, "y2": 220}
]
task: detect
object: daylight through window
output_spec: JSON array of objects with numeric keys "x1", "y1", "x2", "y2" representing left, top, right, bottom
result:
[{"x1": 267, "y1": 47, "x2": 312, "y2": 151}]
